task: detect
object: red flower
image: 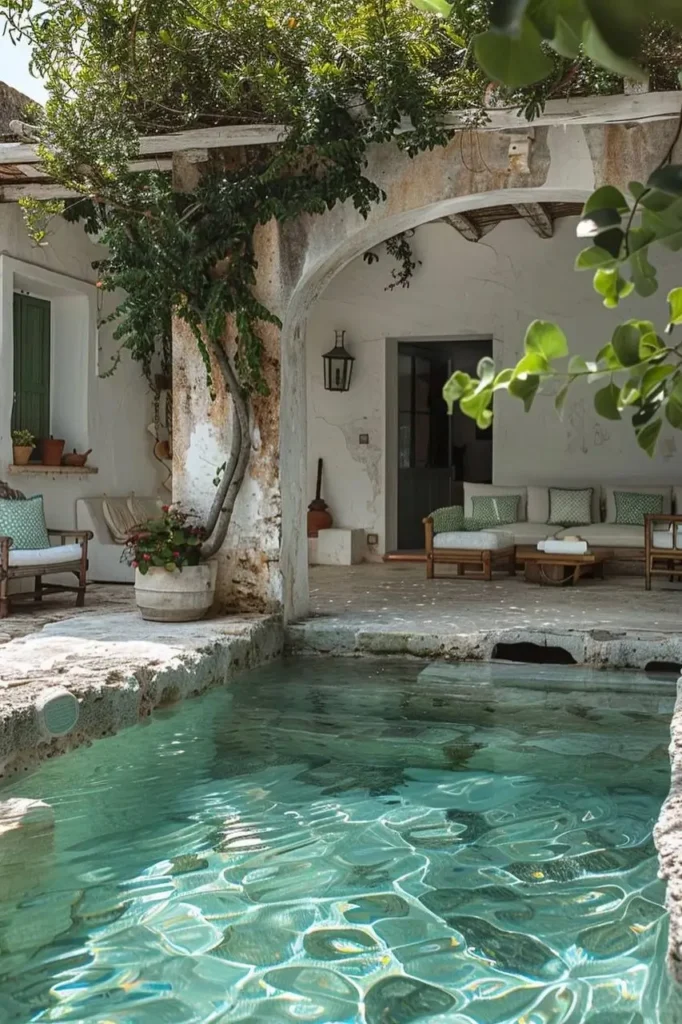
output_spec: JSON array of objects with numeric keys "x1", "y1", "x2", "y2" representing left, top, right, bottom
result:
[
  {"x1": 172, "y1": 551, "x2": 180, "y2": 558},
  {"x1": 132, "y1": 560, "x2": 139, "y2": 568},
  {"x1": 143, "y1": 553, "x2": 152, "y2": 561},
  {"x1": 161, "y1": 504, "x2": 169, "y2": 513}
]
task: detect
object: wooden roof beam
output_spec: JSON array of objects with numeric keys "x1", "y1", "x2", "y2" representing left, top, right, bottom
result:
[
  {"x1": 442, "y1": 213, "x2": 482, "y2": 243},
  {"x1": 514, "y1": 202, "x2": 554, "y2": 238}
]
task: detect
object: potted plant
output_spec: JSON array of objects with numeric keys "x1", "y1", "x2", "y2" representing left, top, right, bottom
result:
[
  {"x1": 123, "y1": 505, "x2": 216, "y2": 622},
  {"x1": 11, "y1": 429, "x2": 35, "y2": 466}
]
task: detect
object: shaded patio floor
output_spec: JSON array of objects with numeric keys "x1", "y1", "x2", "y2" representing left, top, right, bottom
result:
[{"x1": 292, "y1": 563, "x2": 682, "y2": 668}]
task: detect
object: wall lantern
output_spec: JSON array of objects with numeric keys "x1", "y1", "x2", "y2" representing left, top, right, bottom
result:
[{"x1": 323, "y1": 330, "x2": 355, "y2": 392}]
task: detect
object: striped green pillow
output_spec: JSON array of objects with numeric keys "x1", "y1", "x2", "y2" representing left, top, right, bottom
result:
[
  {"x1": 0, "y1": 494, "x2": 50, "y2": 550},
  {"x1": 614, "y1": 491, "x2": 664, "y2": 526},
  {"x1": 470, "y1": 494, "x2": 520, "y2": 527}
]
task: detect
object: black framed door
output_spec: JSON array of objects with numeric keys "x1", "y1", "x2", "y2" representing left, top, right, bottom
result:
[{"x1": 396, "y1": 339, "x2": 493, "y2": 550}]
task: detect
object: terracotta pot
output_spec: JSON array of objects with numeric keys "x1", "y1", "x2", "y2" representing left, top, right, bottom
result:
[
  {"x1": 62, "y1": 448, "x2": 92, "y2": 467},
  {"x1": 41, "y1": 438, "x2": 65, "y2": 466},
  {"x1": 307, "y1": 505, "x2": 333, "y2": 537},
  {"x1": 134, "y1": 561, "x2": 217, "y2": 622},
  {"x1": 12, "y1": 445, "x2": 33, "y2": 466}
]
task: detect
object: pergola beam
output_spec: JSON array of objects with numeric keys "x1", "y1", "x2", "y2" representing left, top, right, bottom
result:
[
  {"x1": 0, "y1": 91, "x2": 678, "y2": 168},
  {"x1": 514, "y1": 202, "x2": 554, "y2": 238},
  {"x1": 442, "y1": 213, "x2": 482, "y2": 243}
]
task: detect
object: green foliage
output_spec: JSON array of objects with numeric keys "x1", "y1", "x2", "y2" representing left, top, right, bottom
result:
[
  {"x1": 472, "y1": 0, "x2": 682, "y2": 86},
  {"x1": 11, "y1": 429, "x2": 35, "y2": 447},
  {"x1": 123, "y1": 504, "x2": 205, "y2": 574},
  {"x1": 6, "y1": 0, "x2": 494, "y2": 396}
]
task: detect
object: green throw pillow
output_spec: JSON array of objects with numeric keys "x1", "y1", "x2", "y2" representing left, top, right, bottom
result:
[
  {"x1": 0, "y1": 494, "x2": 50, "y2": 550},
  {"x1": 431, "y1": 506, "x2": 464, "y2": 534},
  {"x1": 548, "y1": 487, "x2": 593, "y2": 527},
  {"x1": 470, "y1": 494, "x2": 520, "y2": 527},
  {"x1": 614, "y1": 491, "x2": 664, "y2": 526}
]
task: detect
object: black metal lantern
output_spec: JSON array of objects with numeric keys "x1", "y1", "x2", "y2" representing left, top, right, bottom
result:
[{"x1": 323, "y1": 330, "x2": 355, "y2": 392}]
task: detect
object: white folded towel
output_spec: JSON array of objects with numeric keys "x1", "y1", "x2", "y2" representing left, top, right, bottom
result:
[{"x1": 537, "y1": 539, "x2": 588, "y2": 555}]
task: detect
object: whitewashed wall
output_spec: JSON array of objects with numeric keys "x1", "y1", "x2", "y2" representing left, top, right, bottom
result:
[
  {"x1": 307, "y1": 215, "x2": 682, "y2": 553},
  {"x1": 0, "y1": 204, "x2": 160, "y2": 531}
]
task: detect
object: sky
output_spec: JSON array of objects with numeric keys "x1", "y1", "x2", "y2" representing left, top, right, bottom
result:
[{"x1": 0, "y1": 32, "x2": 48, "y2": 104}]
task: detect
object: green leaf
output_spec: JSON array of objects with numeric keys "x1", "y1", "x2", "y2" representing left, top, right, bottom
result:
[
  {"x1": 474, "y1": 20, "x2": 554, "y2": 87},
  {"x1": 665, "y1": 391, "x2": 682, "y2": 429},
  {"x1": 575, "y1": 245, "x2": 617, "y2": 271},
  {"x1": 554, "y1": 379, "x2": 574, "y2": 417},
  {"x1": 584, "y1": 186, "x2": 629, "y2": 215},
  {"x1": 165, "y1": 561, "x2": 177, "y2": 572},
  {"x1": 550, "y1": 14, "x2": 583, "y2": 57},
  {"x1": 476, "y1": 407, "x2": 494, "y2": 430},
  {"x1": 524, "y1": 320, "x2": 568, "y2": 360},
  {"x1": 642, "y1": 364, "x2": 676, "y2": 397},
  {"x1": 593, "y1": 268, "x2": 634, "y2": 308},
  {"x1": 582, "y1": 21, "x2": 646, "y2": 80},
  {"x1": 476, "y1": 356, "x2": 495, "y2": 385},
  {"x1": 611, "y1": 323, "x2": 641, "y2": 367},
  {"x1": 668, "y1": 287, "x2": 682, "y2": 325},
  {"x1": 508, "y1": 374, "x2": 540, "y2": 411},
  {"x1": 628, "y1": 181, "x2": 647, "y2": 200},
  {"x1": 594, "y1": 382, "x2": 622, "y2": 420},
  {"x1": 567, "y1": 355, "x2": 590, "y2": 374},
  {"x1": 492, "y1": 368, "x2": 514, "y2": 389},
  {"x1": 159, "y1": 28, "x2": 175, "y2": 45},
  {"x1": 515, "y1": 351, "x2": 549, "y2": 375},
  {"x1": 490, "y1": 0, "x2": 530, "y2": 31},
  {"x1": 618, "y1": 380, "x2": 640, "y2": 409},
  {"x1": 460, "y1": 386, "x2": 493, "y2": 423},
  {"x1": 647, "y1": 165, "x2": 682, "y2": 197},
  {"x1": 636, "y1": 418, "x2": 662, "y2": 456},
  {"x1": 577, "y1": 207, "x2": 622, "y2": 238},
  {"x1": 137, "y1": 562, "x2": 149, "y2": 575},
  {"x1": 411, "y1": 0, "x2": 453, "y2": 16},
  {"x1": 443, "y1": 370, "x2": 473, "y2": 413}
]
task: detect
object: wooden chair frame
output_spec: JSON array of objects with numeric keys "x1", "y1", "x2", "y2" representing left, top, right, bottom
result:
[
  {"x1": 644, "y1": 513, "x2": 682, "y2": 590},
  {"x1": 0, "y1": 529, "x2": 93, "y2": 619},
  {"x1": 423, "y1": 516, "x2": 516, "y2": 581}
]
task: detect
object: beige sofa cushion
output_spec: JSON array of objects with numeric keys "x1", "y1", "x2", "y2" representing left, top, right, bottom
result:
[
  {"x1": 463, "y1": 483, "x2": 527, "y2": 522},
  {"x1": 555, "y1": 524, "x2": 643, "y2": 548},
  {"x1": 102, "y1": 497, "x2": 139, "y2": 544},
  {"x1": 489, "y1": 522, "x2": 563, "y2": 546},
  {"x1": 527, "y1": 485, "x2": 601, "y2": 525},
  {"x1": 604, "y1": 485, "x2": 671, "y2": 522}
]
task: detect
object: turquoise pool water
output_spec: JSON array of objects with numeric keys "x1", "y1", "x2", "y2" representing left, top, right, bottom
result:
[{"x1": 0, "y1": 658, "x2": 674, "y2": 1023}]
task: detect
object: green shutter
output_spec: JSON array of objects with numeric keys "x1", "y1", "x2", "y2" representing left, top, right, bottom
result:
[{"x1": 12, "y1": 293, "x2": 51, "y2": 441}]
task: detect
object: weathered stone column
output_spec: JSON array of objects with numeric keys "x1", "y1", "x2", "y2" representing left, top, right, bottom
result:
[{"x1": 172, "y1": 214, "x2": 309, "y2": 618}]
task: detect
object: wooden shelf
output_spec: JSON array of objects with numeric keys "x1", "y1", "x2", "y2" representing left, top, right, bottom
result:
[{"x1": 8, "y1": 464, "x2": 98, "y2": 476}]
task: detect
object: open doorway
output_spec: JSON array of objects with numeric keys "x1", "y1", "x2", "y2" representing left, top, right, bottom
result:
[{"x1": 396, "y1": 338, "x2": 493, "y2": 550}]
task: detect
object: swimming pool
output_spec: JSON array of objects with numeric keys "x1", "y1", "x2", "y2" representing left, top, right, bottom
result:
[{"x1": 0, "y1": 658, "x2": 674, "y2": 1022}]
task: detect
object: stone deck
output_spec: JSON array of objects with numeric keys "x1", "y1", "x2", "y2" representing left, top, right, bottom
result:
[
  {"x1": 290, "y1": 563, "x2": 682, "y2": 668},
  {"x1": 0, "y1": 586, "x2": 283, "y2": 777}
]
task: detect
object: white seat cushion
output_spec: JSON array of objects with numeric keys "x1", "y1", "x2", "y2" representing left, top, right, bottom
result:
[
  {"x1": 652, "y1": 527, "x2": 681, "y2": 550},
  {"x1": 489, "y1": 522, "x2": 562, "y2": 545},
  {"x1": 9, "y1": 543, "x2": 82, "y2": 567},
  {"x1": 435, "y1": 530, "x2": 514, "y2": 551},
  {"x1": 555, "y1": 525, "x2": 643, "y2": 548}
]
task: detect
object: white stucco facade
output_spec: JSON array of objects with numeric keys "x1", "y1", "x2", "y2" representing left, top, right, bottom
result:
[
  {"x1": 0, "y1": 205, "x2": 160, "y2": 540},
  {"x1": 307, "y1": 214, "x2": 682, "y2": 554}
]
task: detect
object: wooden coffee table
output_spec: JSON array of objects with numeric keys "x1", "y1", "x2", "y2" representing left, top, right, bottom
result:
[{"x1": 520, "y1": 548, "x2": 612, "y2": 586}]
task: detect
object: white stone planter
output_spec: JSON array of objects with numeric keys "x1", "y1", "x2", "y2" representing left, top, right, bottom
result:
[{"x1": 134, "y1": 561, "x2": 217, "y2": 622}]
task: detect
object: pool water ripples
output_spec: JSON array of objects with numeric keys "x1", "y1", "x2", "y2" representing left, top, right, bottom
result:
[{"x1": 0, "y1": 658, "x2": 674, "y2": 1023}]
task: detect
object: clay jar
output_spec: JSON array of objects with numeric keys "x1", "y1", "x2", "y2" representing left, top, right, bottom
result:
[{"x1": 41, "y1": 438, "x2": 66, "y2": 466}]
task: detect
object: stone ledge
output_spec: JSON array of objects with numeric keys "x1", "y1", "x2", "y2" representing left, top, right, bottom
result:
[{"x1": 0, "y1": 611, "x2": 283, "y2": 778}]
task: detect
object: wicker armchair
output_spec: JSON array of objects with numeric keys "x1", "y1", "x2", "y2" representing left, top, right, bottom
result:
[{"x1": 0, "y1": 481, "x2": 93, "y2": 618}]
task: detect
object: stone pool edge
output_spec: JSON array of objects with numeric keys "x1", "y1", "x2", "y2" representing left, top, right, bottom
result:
[
  {"x1": 656, "y1": 677, "x2": 682, "y2": 1000},
  {"x1": 0, "y1": 614, "x2": 283, "y2": 778}
]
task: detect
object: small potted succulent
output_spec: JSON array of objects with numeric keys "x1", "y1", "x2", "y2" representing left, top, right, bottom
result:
[
  {"x1": 11, "y1": 428, "x2": 35, "y2": 466},
  {"x1": 123, "y1": 505, "x2": 216, "y2": 621}
]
